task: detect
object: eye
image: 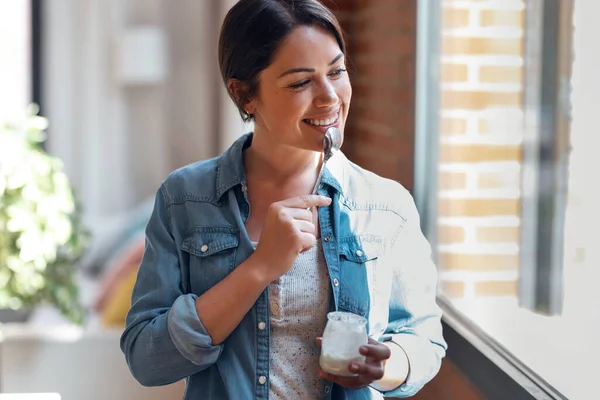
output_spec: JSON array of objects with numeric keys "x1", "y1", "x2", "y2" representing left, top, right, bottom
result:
[
  {"x1": 290, "y1": 80, "x2": 311, "y2": 89},
  {"x1": 329, "y1": 67, "x2": 347, "y2": 77}
]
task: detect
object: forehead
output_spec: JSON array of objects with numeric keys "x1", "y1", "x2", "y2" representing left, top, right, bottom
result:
[{"x1": 269, "y1": 25, "x2": 343, "y2": 70}]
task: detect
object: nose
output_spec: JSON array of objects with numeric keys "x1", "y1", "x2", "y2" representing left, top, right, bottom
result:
[{"x1": 313, "y1": 79, "x2": 338, "y2": 108}]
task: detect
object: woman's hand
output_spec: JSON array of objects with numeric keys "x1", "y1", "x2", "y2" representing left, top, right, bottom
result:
[
  {"x1": 253, "y1": 195, "x2": 331, "y2": 283},
  {"x1": 317, "y1": 337, "x2": 392, "y2": 390}
]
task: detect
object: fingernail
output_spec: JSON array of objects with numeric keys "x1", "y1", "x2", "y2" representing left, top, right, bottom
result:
[
  {"x1": 350, "y1": 363, "x2": 359, "y2": 372},
  {"x1": 359, "y1": 346, "x2": 368, "y2": 354}
]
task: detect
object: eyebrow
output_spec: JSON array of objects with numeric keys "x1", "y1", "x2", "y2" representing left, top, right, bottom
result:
[{"x1": 277, "y1": 53, "x2": 344, "y2": 78}]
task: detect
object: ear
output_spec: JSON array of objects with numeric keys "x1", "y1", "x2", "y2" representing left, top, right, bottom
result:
[
  {"x1": 228, "y1": 79, "x2": 255, "y2": 115},
  {"x1": 245, "y1": 99, "x2": 257, "y2": 116}
]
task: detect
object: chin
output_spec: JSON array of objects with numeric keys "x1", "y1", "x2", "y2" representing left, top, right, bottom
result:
[{"x1": 307, "y1": 131, "x2": 331, "y2": 153}]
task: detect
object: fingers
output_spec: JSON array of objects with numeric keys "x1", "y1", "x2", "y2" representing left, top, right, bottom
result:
[
  {"x1": 286, "y1": 207, "x2": 314, "y2": 222},
  {"x1": 282, "y1": 195, "x2": 331, "y2": 209},
  {"x1": 349, "y1": 361, "x2": 385, "y2": 381},
  {"x1": 315, "y1": 339, "x2": 390, "y2": 390},
  {"x1": 299, "y1": 232, "x2": 317, "y2": 250},
  {"x1": 318, "y1": 363, "x2": 382, "y2": 388},
  {"x1": 291, "y1": 219, "x2": 314, "y2": 234},
  {"x1": 359, "y1": 341, "x2": 392, "y2": 362}
]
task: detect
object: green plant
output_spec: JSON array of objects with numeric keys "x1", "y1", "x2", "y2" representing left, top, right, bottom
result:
[{"x1": 0, "y1": 105, "x2": 90, "y2": 324}]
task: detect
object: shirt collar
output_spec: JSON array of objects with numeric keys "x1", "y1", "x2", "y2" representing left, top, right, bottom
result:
[{"x1": 216, "y1": 132, "x2": 347, "y2": 200}]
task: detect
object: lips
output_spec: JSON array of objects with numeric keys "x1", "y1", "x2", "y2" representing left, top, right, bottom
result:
[{"x1": 302, "y1": 109, "x2": 340, "y2": 127}]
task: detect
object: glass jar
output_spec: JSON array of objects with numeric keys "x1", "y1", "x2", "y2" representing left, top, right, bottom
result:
[{"x1": 319, "y1": 311, "x2": 368, "y2": 377}]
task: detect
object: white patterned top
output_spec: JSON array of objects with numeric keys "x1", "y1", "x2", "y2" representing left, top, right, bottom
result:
[{"x1": 251, "y1": 241, "x2": 331, "y2": 399}]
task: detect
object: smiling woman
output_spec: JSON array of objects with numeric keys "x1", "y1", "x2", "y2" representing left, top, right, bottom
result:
[
  {"x1": 237, "y1": 25, "x2": 348, "y2": 156},
  {"x1": 220, "y1": 3, "x2": 350, "y2": 156},
  {"x1": 120, "y1": 1, "x2": 446, "y2": 399}
]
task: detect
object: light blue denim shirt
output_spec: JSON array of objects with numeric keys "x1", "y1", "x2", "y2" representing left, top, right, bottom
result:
[{"x1": 121, "y1": 133, "x2": 447, "y2": 399}]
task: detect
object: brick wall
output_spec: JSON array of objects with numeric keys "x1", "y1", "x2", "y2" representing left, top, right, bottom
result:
[
  {"x1": 324, "y1": 0, "x2": 417, "y2": 188},
  {"x1": 437, "y1": 0, "x2": 525, "y2": 300}
]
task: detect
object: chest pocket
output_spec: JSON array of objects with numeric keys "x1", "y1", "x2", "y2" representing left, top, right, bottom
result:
[
  {"x1": 181, "y1": 227, "x2": 239, "y2": 295},
  {"x1": 337, "y1": 235, "x2": 382, "y2": 318}
]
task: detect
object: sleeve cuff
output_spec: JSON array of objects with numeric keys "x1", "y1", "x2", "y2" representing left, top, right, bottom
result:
[
  {"x1": 381, "y1": 333, "x2": 445, "y2": 398},
  {"x1": 167, "y1": 294, "x2": 224, "y2": 367}
]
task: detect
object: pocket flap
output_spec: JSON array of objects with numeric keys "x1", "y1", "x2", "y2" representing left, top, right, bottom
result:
[
  {"x1": 338, "y1": 235, "x2": 382, "y2": 262},
  {"x1": 181, "y1": 227, "x2": 239, "y2": 257}
]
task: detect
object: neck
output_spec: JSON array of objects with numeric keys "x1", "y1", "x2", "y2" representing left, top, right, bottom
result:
[{"x1": 244, "y1": 132, "x2": 322, "y2": 190}]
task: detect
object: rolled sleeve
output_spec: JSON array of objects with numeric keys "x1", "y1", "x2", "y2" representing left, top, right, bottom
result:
[
  {"x1": 120, "y1": 185, "x2": 223, "y2": 387},
  {"x1": 383, "y1": 333, "x2": 445, "y2": 398},
  {"x1": 168, "y1": 294, "x2": 224, "y2": 366}
]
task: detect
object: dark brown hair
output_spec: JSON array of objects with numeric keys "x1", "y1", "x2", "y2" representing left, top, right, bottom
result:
[{"x1": 218, "y1": 0, "x2": 347, "y2": 122}]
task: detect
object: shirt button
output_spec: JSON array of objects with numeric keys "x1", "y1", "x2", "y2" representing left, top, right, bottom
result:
[
  {"x1": 355, "y1": 249, "x2": 364, "y2": 257},
  {"x1": 333, "y1": 278, "x2": 339, "y2": 287},
  {"x1": 200, "y1": 244, "x2": 209, "y2": 253},
  {"x1": 324, "y1": 236, "x2": 331, "y2": 242},
  {"x1": 258, "y1": 376, "x2": 267, "y2": 385},
  {"x1": 258, "y1": 321, "x2": 266, "y2": 330},
  {"x1": 324, "y1": 385, "x2": 331, "y2": 394}
]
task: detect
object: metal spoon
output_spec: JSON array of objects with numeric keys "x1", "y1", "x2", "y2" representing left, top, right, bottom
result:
[{"x1": 311, "y1": 127, "x2": 343, "y2": 195}]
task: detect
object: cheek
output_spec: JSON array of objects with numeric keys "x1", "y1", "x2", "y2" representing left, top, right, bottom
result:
[
  {"x1": 272, "y1": 91, "x2": 311, "y2": 124},
  {"x1": 336, "y1": 78, "x2": 352, "y2": 104},
  {"x1": 260, "y1": 91, "x2": 293, "y2": 122}
]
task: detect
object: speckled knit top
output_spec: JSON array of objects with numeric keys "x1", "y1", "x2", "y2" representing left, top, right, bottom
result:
[{"x1": 251, "y1": 241, "x2": 331, "y2": 399}]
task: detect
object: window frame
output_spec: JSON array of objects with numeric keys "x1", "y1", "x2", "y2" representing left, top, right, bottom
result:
[
  {"x1": 519, "y1": 0, "x2": 571, "y2": 316},
  {"x1": 414, "y1": 0, "x2": 571, "y2": 398},
  {"x1": 440, "y1": 297, "x2": 568, "y2": 400},
  {"x1": 32, "y1": 0, "x2": 43, "y2": 115}
]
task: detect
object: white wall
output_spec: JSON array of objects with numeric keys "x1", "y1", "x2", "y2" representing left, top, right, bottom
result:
[
  {"x1": 0, "y1": 0, "x2": 30, "y2": 121},
  {"x1": 567, "y1": 0, "x2": 600, "y2": 267},
  {"x1": 42, "y1": 0, "x2": 248, "y2": 266},
  {"x1": 1, "y1": 329, "x2": 184, "y2": 400}
]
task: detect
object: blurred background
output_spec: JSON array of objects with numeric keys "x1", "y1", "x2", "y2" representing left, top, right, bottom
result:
[{"x1": 0, "y1": 0, "x2": 597, "y2": 399}]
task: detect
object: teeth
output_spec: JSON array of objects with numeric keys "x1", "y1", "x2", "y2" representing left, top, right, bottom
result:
[{"x1": 305, "y1": 113, "x2": 338, "y2": 126}]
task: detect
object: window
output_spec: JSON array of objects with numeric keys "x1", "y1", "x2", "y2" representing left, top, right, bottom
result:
[
  {"x1": 0, "y1": 0, "x2": 32, "y2": 121},
  {"x1": 415, "y1": 1, "x2": 596, "y2": 399}
]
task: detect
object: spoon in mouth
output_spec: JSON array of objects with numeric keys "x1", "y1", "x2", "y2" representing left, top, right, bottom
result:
[
  {"x1": 323, "y1": 126, "x2": 343, "y2": 163},
  {"x1": 310, "y1": 127, "x2": 343, "y2": 196}
]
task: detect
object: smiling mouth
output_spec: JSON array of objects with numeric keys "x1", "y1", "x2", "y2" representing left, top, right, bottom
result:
[{"x1": 302, "y1": 110, "x2": 340, "y2": 127}]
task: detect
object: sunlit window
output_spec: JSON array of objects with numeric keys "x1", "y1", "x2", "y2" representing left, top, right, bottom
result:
[
  {"x1": 0, "y1": 0, "x2": 31, "y2": 121},
  {"x1": 418, "y1": 1, "x2": 597, "y2": 398}
]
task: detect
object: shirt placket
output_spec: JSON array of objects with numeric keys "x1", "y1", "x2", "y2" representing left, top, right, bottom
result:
[
  {"x1": 318, "y1": 189, "x2": 340, "y2": 400},
  {"x1": 240, "y1": 182, "x2": 271, "y2": 399},
  {"x1": 255, "y1": 287, "x2": 270, "y2": 399},
  {"x1": 319, "y1": 189, "x2": 341, "y2": 312}
]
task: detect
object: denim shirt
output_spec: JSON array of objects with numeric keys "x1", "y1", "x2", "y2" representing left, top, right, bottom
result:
[{"x1": 120, "y1": 133, "x2": 447, "y2": 399}]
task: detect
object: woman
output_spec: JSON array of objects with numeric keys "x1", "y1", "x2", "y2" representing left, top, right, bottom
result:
[{"x1": 120, "y1": 0, "x2": 446, "y2": 399}]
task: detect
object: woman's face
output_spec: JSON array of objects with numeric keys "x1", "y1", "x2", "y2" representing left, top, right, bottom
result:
[{"x1": 250, "y1": 25, "x2": 351, "y2": 152}]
